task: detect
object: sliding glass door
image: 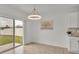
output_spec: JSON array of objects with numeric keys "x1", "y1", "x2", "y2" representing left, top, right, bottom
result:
[
  {"x1": 0, "y1": 17, "x2": 23, "y2": 53},
  {"x1": 0, "y1": 17, "x2": 13, "y2": 52},
  {"x1": 15, "y1": 20, "x2": 23, "y2": 46}
]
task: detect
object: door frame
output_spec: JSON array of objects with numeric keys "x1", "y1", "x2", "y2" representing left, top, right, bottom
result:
[{"x1": 0, "y1": 17, "x2": 24, "y2": 53}]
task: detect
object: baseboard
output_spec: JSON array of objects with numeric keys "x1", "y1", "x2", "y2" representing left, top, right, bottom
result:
[
  {"x1": 32, "y1": 41, "x2": 67, "y2": 49},
  {"x1": 24, "y1": 42, "x2": 35, "y2": 45},
  {"x1": 25, "y1": 41, "x2": 67, "y2": 49},
  {"x1": 24, "y1": 40, "x2": 67, "y2": 49}
]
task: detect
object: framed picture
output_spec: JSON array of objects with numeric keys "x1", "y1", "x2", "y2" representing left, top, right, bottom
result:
[{"x1": 41, "y1": 20, "x2": 53, "y2": 29}]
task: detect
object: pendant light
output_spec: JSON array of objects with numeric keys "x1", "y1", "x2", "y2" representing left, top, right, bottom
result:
[{"x1": 28, "y1": 8, "x2": 42, "y2": 20}]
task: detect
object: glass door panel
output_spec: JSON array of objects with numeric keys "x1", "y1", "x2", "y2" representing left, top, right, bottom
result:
[
  {"x1": 15, "y1": 20, "x2": 23, "y2": 46},
  {"x1": 0, "y1": 17, "x2": 13, "y2": 52}
]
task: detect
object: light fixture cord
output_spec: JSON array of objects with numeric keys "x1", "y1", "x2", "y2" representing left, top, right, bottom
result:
[{"x1": 32, "y1": 8, "x2": 40, "y2": 15}]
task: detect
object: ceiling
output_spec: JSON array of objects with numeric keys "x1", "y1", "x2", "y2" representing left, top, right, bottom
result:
[{"x1": 0, "y1": 4, "x2": 78, "y2": 20}]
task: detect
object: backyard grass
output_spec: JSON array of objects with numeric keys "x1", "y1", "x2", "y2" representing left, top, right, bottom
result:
[{"x1": 0, "y1": 35, "x2": 22, "y2": 46}]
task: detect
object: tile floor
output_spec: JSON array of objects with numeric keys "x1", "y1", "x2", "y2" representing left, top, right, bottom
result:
[
  {"x1": 0, "y1": 43, "x2": 20, "y2": 53},
  {"x1": 3, "y1": 43, "x2": 68, "y2": 54}
]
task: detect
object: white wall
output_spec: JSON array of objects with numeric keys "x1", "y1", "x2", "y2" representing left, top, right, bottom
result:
[
  {"x1": 37, "y1": 15, "x2": 66, "y2": 48},
  {"x1": 24, "y1": 12, "x2": 79, "y2": 49},
  {"x1": 24, "y1": 14, "x2": 67, "y2": 48},
  {"x1": 24, "y1": 20, "x2": 33, "y2": 44}
]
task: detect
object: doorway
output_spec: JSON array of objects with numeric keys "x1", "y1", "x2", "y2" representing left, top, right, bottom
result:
[
  {"x1": 0, "y1": 17, "x2": 24, "y2": 53},
  {"x1": 15, "y1": 20, "x2": 24, "y2": 47}
]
